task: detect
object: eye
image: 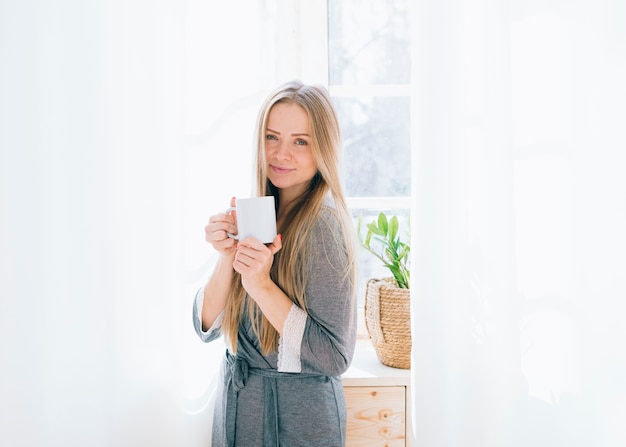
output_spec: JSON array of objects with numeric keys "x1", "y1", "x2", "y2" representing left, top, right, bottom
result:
[
  {"x1": 266, "y1": 133, "x2": 278, "y2": 141},
  {"x1": 295, "y1": 138, "x2": 308, "y2": 146}
]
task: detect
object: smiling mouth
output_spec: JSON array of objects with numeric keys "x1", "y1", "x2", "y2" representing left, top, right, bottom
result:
[{"x1": 270, "y1": 165, "x2": 294, "y2": 174}]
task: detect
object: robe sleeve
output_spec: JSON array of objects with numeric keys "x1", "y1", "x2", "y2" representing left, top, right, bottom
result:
[
  {"x1": 291, "y1": 208, "x2": 357, "y2": 377},
  {"x1": 192, "y1": 286, "x2": 224, "y2": 343}
]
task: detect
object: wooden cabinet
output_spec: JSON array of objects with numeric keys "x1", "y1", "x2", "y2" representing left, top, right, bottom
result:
[
  {"x1": 342, "y1": 339, "x2": 411, "y2": 447},
  {"x1": 344, "y1": 386, "x2": 406, "y2": 446}
]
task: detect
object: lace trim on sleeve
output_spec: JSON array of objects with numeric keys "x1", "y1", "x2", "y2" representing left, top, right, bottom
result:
[{"x1": 277, "y1": 304, "x2": 308, "y2": 372}]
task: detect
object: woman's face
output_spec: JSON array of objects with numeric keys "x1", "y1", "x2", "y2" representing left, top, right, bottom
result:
[{"x1": 264, "y1": 102, "x2": 318, "y2": 201}]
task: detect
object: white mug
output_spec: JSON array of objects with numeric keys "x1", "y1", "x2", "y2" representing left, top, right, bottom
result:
[{"x1": 226, "y1": 196, "x2": 277, "y2": 244}]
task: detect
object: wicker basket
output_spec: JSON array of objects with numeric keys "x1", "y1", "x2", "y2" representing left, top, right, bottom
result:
[{"x1": 364, "y1": 278, "x2": 411, "y2": 369}]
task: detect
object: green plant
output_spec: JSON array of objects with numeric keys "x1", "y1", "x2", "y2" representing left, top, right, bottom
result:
[{"x1": 357, "y1": 212, "x2": 410, "y2": 289}]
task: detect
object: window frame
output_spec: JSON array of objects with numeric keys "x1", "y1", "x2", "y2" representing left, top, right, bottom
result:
[{"x1": 320, "y1": 0, "x2": 413, "y2": 335}]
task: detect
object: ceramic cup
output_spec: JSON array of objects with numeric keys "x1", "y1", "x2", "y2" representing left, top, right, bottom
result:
[{"x1": 226, "y1": 196, "x2": 277, "y2": 244}]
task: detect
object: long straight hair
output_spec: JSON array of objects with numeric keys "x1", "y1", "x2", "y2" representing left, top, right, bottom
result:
[{"x1": 222, "y1": 81, "x2": 357, "y2": 355}]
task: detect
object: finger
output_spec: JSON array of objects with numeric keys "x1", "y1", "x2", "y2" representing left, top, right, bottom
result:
[
  {"x1": 229, "y1": 196, "x2": 238, "y2": 227},
  {"x1": 209, "y1": 212, "x2": 235, "y2": 225},
  {"x1": 233, "y1": 249, "x2": 255, "y2": 270},
  {"x1": 235, "y1": 241, "x2": 272, "y2": 268},
  {"x1": 205, "y1": 227, "x2": 234, "y2": 244},
  {"x1": 237, "y1": 237, "x2": 267, "y2": 251},
  {"x1": 232, "y1": 259, "x2": 248, "y2": 276},
  {"x1": 206, "y1": 221, "x2": 236, "y2": 242},
  {"x1": 214, "y1": 237, "x2": 237, "y2": 252},
  {"x1": 268, "y1": 234, "x2": 282, "y2": 255},
  {"x1": 206, "y1": 219, "x2": 237, "y2": 234},
  {"x1": 235, "y1": 256, "x2": 252, "y2": 270},
  {"x1": 235, "y1": 244, "x2": 261, "y2": 263}
]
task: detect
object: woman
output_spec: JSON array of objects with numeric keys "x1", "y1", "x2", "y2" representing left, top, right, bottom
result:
[{"x1": 193, "y1": 81, "x2": 357, "y2": 446}]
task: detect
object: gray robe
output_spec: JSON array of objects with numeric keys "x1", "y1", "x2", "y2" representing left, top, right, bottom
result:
[{"x1": 193, "y1": 205, "x2": 357, "y2": 447}]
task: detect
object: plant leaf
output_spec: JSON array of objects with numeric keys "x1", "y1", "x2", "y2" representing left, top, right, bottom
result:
[
  {"x1": 366, "y1": 222, "x2": 385, "y2": 236},
  {"x1": 398, "y1": 244, "x2": 410, "y2": 260},
  {"x1": 377, "y1": 212, "x2": 388, "y2": 235},
  {"x1": 385, "y1": 246, "x2": 398, "y2": 262},
  {"x1": 365, "y1": 231, "x2": 372, "y2": 248},
  {"x1": 389, "y1": 216, "x2": 399, "y2": 243}
]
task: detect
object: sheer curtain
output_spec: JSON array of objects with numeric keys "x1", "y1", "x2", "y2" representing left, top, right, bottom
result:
[
  {"x1": 0, "y1": 1, "x2": 306, "y2": 446},
  {"x1": 410, "y1": 1, "x2": 626, "y2": 446}
]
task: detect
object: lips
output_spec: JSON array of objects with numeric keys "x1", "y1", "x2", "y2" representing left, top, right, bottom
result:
[{"x1": 270, "y1": 165, "x2": 294, "y2": 175}]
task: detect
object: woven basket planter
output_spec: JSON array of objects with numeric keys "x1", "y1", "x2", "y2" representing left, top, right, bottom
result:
[{"x1": 364, "y1": 277, "x2": 411, "y2": 369}]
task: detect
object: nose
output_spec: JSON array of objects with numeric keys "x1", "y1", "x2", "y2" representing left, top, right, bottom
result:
[{"x1": 272, "y1": 139, "x2": 291, "y2": 160}]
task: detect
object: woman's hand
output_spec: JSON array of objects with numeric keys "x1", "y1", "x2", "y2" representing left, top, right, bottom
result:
[
  {"x1": 233, "y1": 234, "x2": 282, "y2": 298},
  {"x1": 204, "y1": 197, "x2": 238, "y2": 257}
]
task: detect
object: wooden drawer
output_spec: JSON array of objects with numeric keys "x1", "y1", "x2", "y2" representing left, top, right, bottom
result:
[{"x1": 344, "y1": 385, "x2": 406, "y2": 447}]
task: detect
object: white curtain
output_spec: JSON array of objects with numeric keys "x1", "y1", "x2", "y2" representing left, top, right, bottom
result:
[
  {"x1": 0, "y1": 1, "x2": 308, "y2": 446},
  {"x1": 410, "y1": 1, "x2": 626, "y2": 446}
]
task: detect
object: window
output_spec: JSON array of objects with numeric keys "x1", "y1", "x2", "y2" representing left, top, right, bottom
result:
[
  {"x1": 182, "y1": 0, "x2": 414, "y2": 398},
  {"x1": 327, "y1": 0, "x2": 413, "y2": 305}
]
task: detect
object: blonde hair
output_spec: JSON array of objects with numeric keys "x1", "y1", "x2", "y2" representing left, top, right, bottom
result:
[{"x1": 222, "y1": 81, "x2": 357, "y2": 354}]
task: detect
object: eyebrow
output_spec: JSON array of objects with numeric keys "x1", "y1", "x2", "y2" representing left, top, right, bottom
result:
[{"x1": 266, "y1": 127, "x2": 310, "y2": 137}]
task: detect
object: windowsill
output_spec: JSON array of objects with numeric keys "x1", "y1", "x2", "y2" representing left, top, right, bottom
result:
[
  {"x1": 355, "y1": 307, "x2": 369, "y2": 340},
  {"x1": 342, "y1": 338, "x2": 411, "y2": 387},
  {"x1": 348, "y1": 307, "x2": 411, "y2": 385}
]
